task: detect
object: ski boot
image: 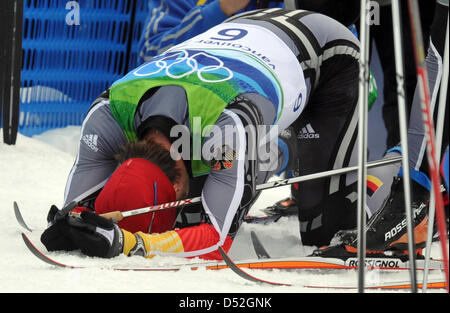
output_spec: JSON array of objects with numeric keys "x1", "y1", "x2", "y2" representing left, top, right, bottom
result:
[{"x1": 312, "y1": 174, "x2": 431, "y2": 260}]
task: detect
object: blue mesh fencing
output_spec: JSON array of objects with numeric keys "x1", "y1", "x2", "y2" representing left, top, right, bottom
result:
[
  {"x1": 19, "y1": 0, "x2": 147, "y2": 136},
  {"x1": 128, "y1": 0, "x2": 147, "y2": 71}
]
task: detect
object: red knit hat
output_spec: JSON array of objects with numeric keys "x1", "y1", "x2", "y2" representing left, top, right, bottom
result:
[{"x1": 95, "y1": 158, "x2": 177, "y2": 234}]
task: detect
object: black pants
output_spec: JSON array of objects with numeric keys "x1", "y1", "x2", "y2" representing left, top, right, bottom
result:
[{"x1": 291, "y1": 54, "x2": 360, "y2": 247}]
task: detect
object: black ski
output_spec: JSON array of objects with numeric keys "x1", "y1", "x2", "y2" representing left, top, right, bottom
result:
[
  {"x1": 16, "y1": 202, "x2": 447, "y2": 290},
  {"x1": 22, "y1": 232, "x2": 80, "y2": 269},
  {"x1": 20, "y1": 230, "x2": 446, "y2": 292},
  {"x1": 250, "y1": 231, "x2": 271, "y2": 259},
  {"x1": 15, "y1": 200, "x2": 280, "y2": 284},
  {"x1": 218, "y1": 246, "x2": 291, "y2": 286},
  {"x1": 14, "y1": 201, "x2": 33, "y2": 232},
  {"x1": 20, "y1": 231, "x2": 284, "y2": 282}
]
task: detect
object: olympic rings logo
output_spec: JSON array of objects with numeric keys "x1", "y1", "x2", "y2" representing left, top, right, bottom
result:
[{"x1": 133, "y1": 49, "x2": 234, "y2": 83}]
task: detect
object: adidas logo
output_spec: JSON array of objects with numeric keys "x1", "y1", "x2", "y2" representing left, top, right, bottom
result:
[
  {"x1": 82, "y1": 134, "x2": 99, "y2": 152},
  {"x1": 298, "y1": 124, "x2": 320, "y2": 139}
]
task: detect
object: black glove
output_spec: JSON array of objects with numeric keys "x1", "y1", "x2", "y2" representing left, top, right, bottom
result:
[
  {"x1": 41, "y1": 204, "x2": 124, "y2": 258},
  {"x1": 63, "y1": 210, "x2": 124, "y2": 258},
  {"x1": 40, "y1": 201, "x2": 79, "y2": 252}
]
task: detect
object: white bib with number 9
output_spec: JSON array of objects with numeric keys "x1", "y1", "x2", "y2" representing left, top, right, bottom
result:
[{"x1": 169, "y1": 22, "x2": 307, "y2": 131}]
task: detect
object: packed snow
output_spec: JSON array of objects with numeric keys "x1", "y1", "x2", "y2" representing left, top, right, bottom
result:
[{"x1": 0, "y1": 127, "x2": 446, "y2": 294}]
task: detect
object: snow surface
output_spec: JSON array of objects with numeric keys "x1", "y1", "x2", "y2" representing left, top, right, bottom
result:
[{"x1": 0, "y1": 127, "x2": 446, "y2": 294}]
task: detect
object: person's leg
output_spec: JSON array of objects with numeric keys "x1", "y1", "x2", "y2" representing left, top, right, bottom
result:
[
  {"x1": 372, "y1": 2, "x2": 434, "y2": 150},
  {"x1": 316, "y1": 1, "x2": 449, "y2": 255},
  {"x1": 408, "y1": 1, "x2": 448, "y2": 175},
  {"x1": 291, "y1": 54, "x2": 360, "y2": 247}
]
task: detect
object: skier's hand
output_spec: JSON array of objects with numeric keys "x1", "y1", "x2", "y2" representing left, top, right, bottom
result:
[
  {"x1": 40, "y1": 201, "x2": 79, "y2": 252},
  {"x1": 41, "y1": 205, "x2": 124, "y2": 259},
  {"x1": 63, "y1": 210, "x2": 124, "y2": 258}
]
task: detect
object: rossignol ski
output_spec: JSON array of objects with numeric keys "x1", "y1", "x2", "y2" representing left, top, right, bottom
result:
[
  {"x1": 15, "y1": 201, "x2": 447, "y2": 290},
  {"x1": 20, "y1": 232, "x2": 447, "y2": 290}
]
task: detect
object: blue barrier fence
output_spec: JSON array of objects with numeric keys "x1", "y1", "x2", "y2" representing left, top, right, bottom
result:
[{"x1": 18, "y1": 0, "x2": 147, "y2": 136}]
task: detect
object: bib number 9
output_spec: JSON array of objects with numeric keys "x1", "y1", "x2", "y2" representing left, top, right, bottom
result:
[{"x1": 210, "y1": 28, "x2": 248, "y2": 41}]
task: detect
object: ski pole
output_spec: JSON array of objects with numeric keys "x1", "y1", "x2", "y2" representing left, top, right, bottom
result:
[
  {"x1": 407, "y1": 0, "x2": 449, "y2": 292},
  {"x1": 391, "y1": 0, "x2": 418, "y2": 293},
  {"x1": 356, "y1": 0, "x2": 371, "y2": 294},
  {"x1": 423, "y1": 12, "x2": 449, "y2": 293},
  {"x1": 98, "y1": 196, "x2": 202, "y2": 221},
  {"x1": 99, "y1": 155, "x2": 402, "y2": 221}
]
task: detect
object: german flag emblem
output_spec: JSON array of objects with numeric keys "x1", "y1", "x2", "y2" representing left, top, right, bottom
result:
[
  {"x1": 367, "y1": 175, "x2": 383, "y2": 197},
  {"x1": 210, "y1": 145, "x2": 236, "y2": 171}
]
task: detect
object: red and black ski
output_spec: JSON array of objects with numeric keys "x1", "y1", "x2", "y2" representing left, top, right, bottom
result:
[
  {"x1": 21, "y1": 231, "x2": 445, "y2": 272},
  {"x1": 21, "y1": 232, "x2": 447, "y2": 290},
  {"x1": 15, "y1": 202, "x2": 447, "y2": 290}
]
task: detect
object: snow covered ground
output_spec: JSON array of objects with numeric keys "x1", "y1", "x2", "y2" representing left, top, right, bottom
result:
[{"x1": 0, "y1": 127, "x2": 447, "y2": 295}]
